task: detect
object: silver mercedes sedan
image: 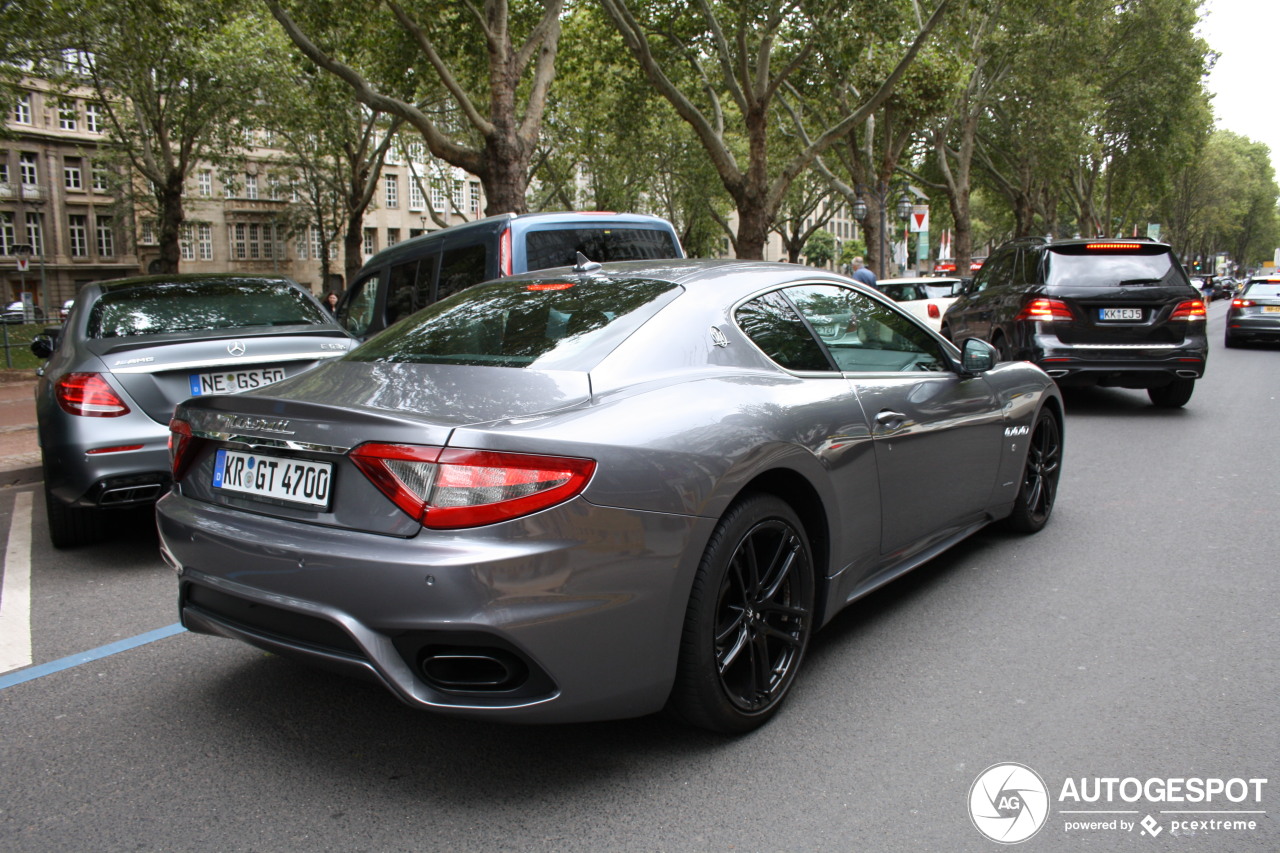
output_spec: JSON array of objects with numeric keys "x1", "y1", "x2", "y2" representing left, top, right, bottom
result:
[
  {"x1": 157, "y1": 259, "x2": 1064, "y2": 733},
  {"x1": 34, "y1": 274, "x2": 355, "y2": 548}
]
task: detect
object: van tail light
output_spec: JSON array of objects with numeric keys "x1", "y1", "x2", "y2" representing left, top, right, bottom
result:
[
  {"x1": 168, "y1": 417, "x2": 199, "y2": 482},
  {"x1": 927, "y1": 303, "x2": 941, "y2": 319},
  {"x1": 1016, "y1": 298, "x2": 1074, "y2": 322},
  {"x1": 55, "y1": 372, "x2": 130, "y2": 417},
  {"x1": 499, "y1": 228, "x2": 512, "y2": 276},
  {"x1": 349, "y1": 443, "x2": 596, "y2": 529},
  {"x1": 1170, "y1": 300, "x2": 1207, "y2": 321}
]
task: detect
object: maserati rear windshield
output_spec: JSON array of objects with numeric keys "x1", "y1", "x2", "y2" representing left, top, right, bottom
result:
[
  {"x1": 349, "y1": 275, "x2": 681, "y2": 368},
  {"x1": 89, "y1": 279, "x2": 327, "y2": 339}
]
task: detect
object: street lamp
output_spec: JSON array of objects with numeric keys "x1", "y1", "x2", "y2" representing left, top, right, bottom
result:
[{"x1": 850, "y1": 183, "x2": 914, "y2": 277}]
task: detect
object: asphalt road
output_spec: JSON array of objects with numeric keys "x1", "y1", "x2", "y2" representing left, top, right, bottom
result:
[{"x1": 0, "y1": 303, "x2": 1276, "y2": 852}]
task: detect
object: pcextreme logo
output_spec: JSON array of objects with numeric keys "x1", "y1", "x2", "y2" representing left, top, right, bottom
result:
[{"x1": 969, "y1": 764, "x2": 1269, "y2": 844}]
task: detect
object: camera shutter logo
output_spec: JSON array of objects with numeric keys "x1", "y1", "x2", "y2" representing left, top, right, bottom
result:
[{"x1": 969, "y1": 763, "x2": 1050, "y2": 844}]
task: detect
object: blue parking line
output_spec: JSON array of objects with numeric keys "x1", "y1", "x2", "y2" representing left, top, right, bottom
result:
[{"x1": 0, "y1": 623, "x2": 186, "y2": 691}]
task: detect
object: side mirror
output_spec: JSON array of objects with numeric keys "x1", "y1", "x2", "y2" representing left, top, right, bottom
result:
[
  {"x1": 30, "y1": 333, "x2": 56, "y2": 360},
  {"x1": 961, "y1": 337, "x2": 997, "y2": 373},
  {"x1": 959, "y1": 276, "x2": 975, "y2": 294}
]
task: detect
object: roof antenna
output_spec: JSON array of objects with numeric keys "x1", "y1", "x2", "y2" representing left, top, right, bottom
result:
[{"x1": 574, "y1": 252, "x2": 602, "y2": 272}]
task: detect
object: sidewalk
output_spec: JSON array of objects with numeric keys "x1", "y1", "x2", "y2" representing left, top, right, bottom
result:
[{"x1": 0, "y1": 370, "x2": 42, "y2": 488}]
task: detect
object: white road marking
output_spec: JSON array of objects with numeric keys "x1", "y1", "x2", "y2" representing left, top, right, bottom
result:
[{"x1": 0, "y1": 491, "x2": 33, "y2": 672}]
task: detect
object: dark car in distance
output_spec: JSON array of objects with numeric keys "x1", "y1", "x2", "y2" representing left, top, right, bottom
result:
[
  {"x1": 941, "y1": 237, "x2": 1208, "y2": 407},
  {"x1": 1224, "y1": 275, "x2": 1280, "y2": 347}
]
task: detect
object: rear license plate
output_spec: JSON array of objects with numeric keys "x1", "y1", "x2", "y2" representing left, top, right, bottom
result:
[
  {"x1": 189, "y1": 367, "x2": 287, "y2": 396},
  {"x1": 1100, "y1": 308, "x2": 1143, "y2": 321},
  {"x1": 1263, "y1": 306, "x2": 1280, "y2": 314},
  {"x1": 212, "y1": 449, "x2": 332, "y2": 509}
]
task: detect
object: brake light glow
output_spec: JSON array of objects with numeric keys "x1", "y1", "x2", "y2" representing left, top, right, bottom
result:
[
  {"x1": 1086, "y1": 242, "x2": 1142, "y2": 251},
  {"x1": 1170, "y1": 300, "x2": 1207, "y2": 321},
  {"x1": 1232, "y1": 299, "x2": 1252, "y2": 308},
  {"x1": 528, "y1": 282, "x2": 575, "y2": 291},
  {"x1": 1016, "y1": 298, "x2": 1074, "y2": 322},
  {"x1": 349, "y1": 443, "x2": 596, "y2": 529},
  {"x1": 55, "y1": 373, "x2": 130, "y2": 417},
  {"x1": 168, "y1": 417, "x2": 198, "y2": 482},
  {"x1": 87, "y1": 444, "x2": 144, "y2": 455},
  {"x1": 499, "y1": 227, "x2": 512, "y2": 276}
]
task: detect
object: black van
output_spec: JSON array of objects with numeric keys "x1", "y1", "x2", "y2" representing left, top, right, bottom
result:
[{"x1": 335, "y1": 212, "x2": 684, "y2": 339}]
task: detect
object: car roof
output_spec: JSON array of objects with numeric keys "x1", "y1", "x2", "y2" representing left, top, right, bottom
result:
[{"x1": 94, "y1": 272, "x2": 305, "y2": 292}]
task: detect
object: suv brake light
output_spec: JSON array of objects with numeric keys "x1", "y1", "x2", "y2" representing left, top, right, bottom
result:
[
  {"x1": 55, "y1": 372, "x2": 130, "y2": 417},
  {"x1": 1016, "y1": 298, "x2": 1074, "y2": 322},
  {"x1": 1085, "y1": 242, "x2": 1142, "y2": 251},
  {"x1": 349, "y1": 443, "x2": 596, "y2": 529},
  {"x1": 1170, "y1": 300, "x2": 1206, "y2": 321}
]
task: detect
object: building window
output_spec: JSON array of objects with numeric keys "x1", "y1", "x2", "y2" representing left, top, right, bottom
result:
[
  {"x1": 384, "y1": 174, "x2": 398, "y2": 208},
  {"x1": 96, "y1": 216, "x2": 114, "y2": 257},
  {"x1": 180, "y1": 225, "x2": 194, "y2": 260},
  {"x1": 0, "y1": 213, "x2": 14, "y2": 254},
  {"x1": 91, "y1": 164, "x2": 109, "y2": 192},
  {"x1": 386, "y1": 228, "x2": 400, "y2": 247},
  {"x1": 19, "y1": 152, "x2": 38, "y2": 186},
  {"x1": 140, "y1": 219, "x2": 155, "y2": 244},
  {"x1": 469, "y1": 181, "x2": 481, "y2": 216},
  {"x1": 69, "y1": 215, "x2": 88, "y2": 257},
  {"x1": 25, "y1": 213, "x2": 43, "y2": 256},
  {"x1": 13, "y1": 94, "x2": 32, "y2": 125},
  {"x1": 310, "y1": 226, "x2": 323, "y2": 259},
  {"x1": 58, "y1": 101, "x2": 78, "y2": 131},
  {"x1": 451, "y1": 180, "x2": 463, "y2": 209},
  {"x1": 198, "y1": 224, "x2": 213, "y2": 260},
  {"x1": 245, "y1": 174, "x2": 258, "y2": 200},
  {"x1": 85, "y1": 102, "x2": 103, "y2": 133},
  {"x1": 198, "y1": 170, "x2": 212, "y2": 197},
  {"x1": 268, "y1": 175, "x2": 282, "y2": 200},
  {"x1": 363, "y1": 227, "x2": 376, "y2": 255},
  {"x1": 430, "y1": 181, "x2": 446, "y2": 211},
  {"x1": 0, "y1": 163, "x2": 7, "y2": 184},
  {"x1": 409, "y1": 178, "x2": 424, "y2": 211},
  {"x1": 64, "y1": 159, "x2": 83, "y2": 190}
]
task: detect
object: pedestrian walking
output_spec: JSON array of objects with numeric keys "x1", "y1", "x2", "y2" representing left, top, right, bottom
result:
[
  {"x1": 323, "y1": 291, "x2": 340, "y2": 315},
  {"x1": 850, "y1": 257, "x2": 878, "y2": 289}
]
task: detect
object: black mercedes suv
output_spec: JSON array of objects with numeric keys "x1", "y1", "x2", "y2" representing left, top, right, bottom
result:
[{"x1": 941, "y1": 238, "x2": 1208, "y2": 407}]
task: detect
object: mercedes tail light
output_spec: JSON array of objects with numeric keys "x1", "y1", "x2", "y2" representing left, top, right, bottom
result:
[
  {"x1": 168, "y1": 417, "x2": 199, "y2": 482},
  {"x1": 55, "y1": 372, "x2": 130, "y2": 417},
  {"x1": 1016, "y1": 298, "x2": 1074, "y2": 322},
  {"x1": 1170, "y1": 300, "x2": 1207, "y2": 321},
  {"x1": 350, "y1": 443, "x2": 596, "y2": 529},
  {"x1": 1231, "y1": 298, "x2": 1252, "y2": 308}
]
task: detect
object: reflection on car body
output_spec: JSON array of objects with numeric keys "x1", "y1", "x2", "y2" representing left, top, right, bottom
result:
[{"x1": 158, "y1": 259, "x2": 1063, "y2": 733}]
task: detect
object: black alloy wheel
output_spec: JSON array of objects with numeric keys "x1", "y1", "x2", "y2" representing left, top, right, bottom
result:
[
  {"x1": 1003, "y1": 410, "x2": 1062, "y2": 533},
  {"x1": 670, "y1": 494, "x2": 814, "y2": 733}
]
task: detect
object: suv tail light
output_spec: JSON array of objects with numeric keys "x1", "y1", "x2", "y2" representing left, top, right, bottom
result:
[
  {"x1": 1016, "y1": 298, "x2": 1074, "y2": 322},
  {"x1": 168, "y1": 417, "x2": 199, "y2": 482},
  {"x1": 349, "y1": 443, "x2": 596, "y2": 529},
  {"x1": 1170, "y1": 300, "x2": 1207, "y2": 321},
  {"x1": 55, "y1": 372, "x2": 130, "y2": 417}
]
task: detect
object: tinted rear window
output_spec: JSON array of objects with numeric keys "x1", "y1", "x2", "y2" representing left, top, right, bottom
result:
[
  {"x1": 348, "y1": 275, "x2": 681, "y2": 369},
  {"x1": 524, "y1": 228, "x2": 678, "y2": 270},
  {"x1": 1046, "y1": 245, "x2": 1186, "y2": 288},
  {"x1": 89, "y1": 279, "x2": 327, "y2": 339},
  {"x1": 1244, "y1": 281, "x2": 1280, "y2": 298}
]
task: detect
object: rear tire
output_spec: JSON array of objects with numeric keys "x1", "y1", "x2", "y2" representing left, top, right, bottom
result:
[
  {"x1": 1223, "y1": 332, "x2": 1240, "y2": 348},
  {"x1": 44, "y1": 483, "x2": 105, "y2": 549},
  {"x1": 1147, "y1": 377, "x2": 1195, "y2": 408},
  {"x1": 668, "y1": 494, "x2": 814, "y2": 734},
  {"x1": 1002, "y1": 409, "x2": 1062, "y2": 533}
]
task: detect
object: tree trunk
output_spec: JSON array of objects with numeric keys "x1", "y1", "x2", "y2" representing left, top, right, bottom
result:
[{"x1": 154, "y1": 172, "x2": 185, "y2": 275}]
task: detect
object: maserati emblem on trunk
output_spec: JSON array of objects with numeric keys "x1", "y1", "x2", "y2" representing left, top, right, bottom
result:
[{"x1": 227, "y1": 340, "x2": 246, "y2": 356}]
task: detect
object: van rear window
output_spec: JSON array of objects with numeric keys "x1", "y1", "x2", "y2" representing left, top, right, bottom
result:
[{"x1": 524, "y1": 228, "x2": 679, "y2": 270}]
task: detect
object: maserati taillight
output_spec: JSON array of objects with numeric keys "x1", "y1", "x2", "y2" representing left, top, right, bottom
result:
[
  {"x1": 168, "y1": 417, "x2": 198, "y2": 482},
  {"x1": 55, "y1": 372, "x2": 130, "y2": 417},
  {"x1": 1016, "y1": 298, "x2": 1074, "y2": 322},
  {"x1": 349, "y1": 443, "x2": 596, "y2": 529}
]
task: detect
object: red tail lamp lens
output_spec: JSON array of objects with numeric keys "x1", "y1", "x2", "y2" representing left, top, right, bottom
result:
[
  {"x1": 55, "y1": 373, "x2": 130, "y2": 417},
  {"x1": 1085, "y1": 242, "x2": 1142, "y2": 251},
  {"x1": 927, "y1": 303, "x2": 941, "y2": 319},
  {"x1": 1016, "y1": 298, "x2": 1074, "y2": 322},
  {"x1": 349, "y1": 443, "x2": 596, "y2": 529},
  {"x1": 1170, "y1": 300, "x2": 1207, "y2": 321},
  {"x1": 168, "y1": 417, "x2": 198, "y2": 482}
]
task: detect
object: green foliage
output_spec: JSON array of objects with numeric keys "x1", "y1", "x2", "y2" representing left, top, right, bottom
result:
[{"x1": 803, "y1": 230, "x2": 836, "y2": 266}]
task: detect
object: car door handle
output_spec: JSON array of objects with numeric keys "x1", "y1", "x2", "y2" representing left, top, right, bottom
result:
[{"x1": 875, "y1": 410, "x2": 907, "y2": 431}]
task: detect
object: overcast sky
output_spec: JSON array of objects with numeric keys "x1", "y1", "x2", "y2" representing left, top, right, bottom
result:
[{"x1": 1198, "y1": 0, "x2": 1280, "y2": 176}]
